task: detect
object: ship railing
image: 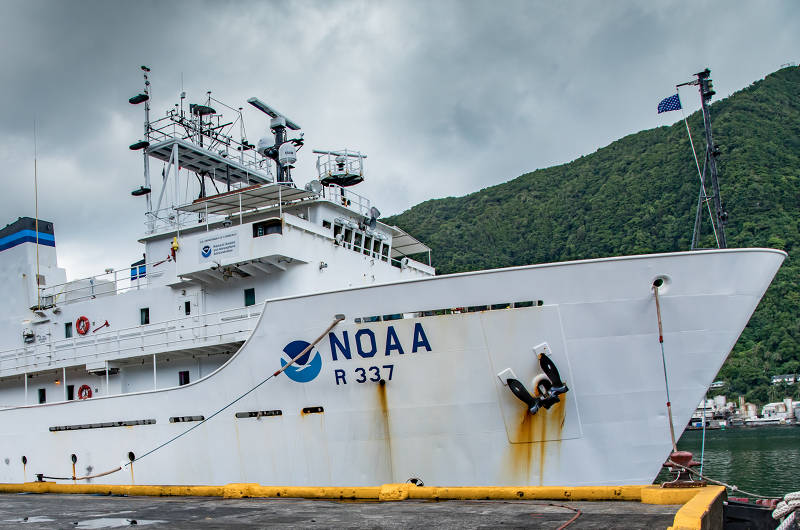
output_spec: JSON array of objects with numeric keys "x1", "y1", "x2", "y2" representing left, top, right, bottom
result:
[
  {"x1": 146, "y1": 114, "x2": 267, "y2": 174},
  {"x1": 0, "y1": 304, "x2": 264, "y2": 377},
  {"x1": 145, "y1": 206, "x2": 230, "y2": 235},
  {"x1": 389, "y1": 256, "x2": 434, "y2": 274},
  {"x1": 38, "y1": 255, "x2": 184, "y2": 306},
  {"x1": 322, "y1": 184, "x2": 371, "y2": 217}
]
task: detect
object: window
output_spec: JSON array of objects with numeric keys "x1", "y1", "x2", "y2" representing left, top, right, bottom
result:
[
  {"x1": 38, "y1": 388, "x2": 46, "y2": 404},
  {"x1": 343, "y1": 228, "x2": 353, "y2": 249},
  {"x1": 244, "y1": 288, "x2": 256, "y2": 307},
  {"x1": 253, "y1": 219, "x2": 282, "y2": 237},
  {"x1": 67, "y1": 385, "x2": 74, "y2": 401},
  {"x1": 381, "y1": 243, "x2": 389, "y2": 262},
  {"x1": 373, "y1": 239, "x2": 381, "y2": 257},
  {"x1": 37, "y1": 274, "x2": 46, "y2": 286},
  {"x1": 140, "y1": 308, "x2": 150, "y2": 325},
  {"x1": 65, "y1": 322, "x2": 73, "y2": 338},
  {"x1": 353, "y1": 233, "x2": 362, "y2": 253},
  {"x1": 322, "y1": 220, "x2": 332, "y2": 229},
  {"x1": 179, "y1": 371, "x2": 190, "y2": 386},
  {"x1": 184, "y1": 301, "x2": 191, "y2": 315},
  {"x1": 363, "y1": 236, "x2": 372, "y2": 256}
]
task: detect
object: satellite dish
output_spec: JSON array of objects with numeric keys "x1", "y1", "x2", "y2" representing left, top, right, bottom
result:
[
  {"x1": 278, "y1": 142, "x2": 297, "y2": 166},
  {"x1": 304, "y1": 180, "x2": 323, "y2": 194},
  {"x1": 256, "y1": 136, "x2": 274, "y2": 155}
]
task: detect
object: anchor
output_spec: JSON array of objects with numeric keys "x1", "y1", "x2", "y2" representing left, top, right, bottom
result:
[{"x1": 505, "y1": 351, "x2": 569, "y2": 415}]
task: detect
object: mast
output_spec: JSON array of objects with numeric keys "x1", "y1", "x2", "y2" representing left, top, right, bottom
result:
[
  {"x1": 142, "y1": 67, "x2": 153, "y2": 226},
  {"x1": 128, "y1": 66, "x2": 154, "y2": 231},
  {"x1": 682, "y1": 68, "x2": 727, "y2": 249}
]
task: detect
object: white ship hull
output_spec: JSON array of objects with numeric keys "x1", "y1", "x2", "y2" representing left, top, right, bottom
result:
[{"x1": 0, "y1": 248, "x2": 784, "y2": 487}]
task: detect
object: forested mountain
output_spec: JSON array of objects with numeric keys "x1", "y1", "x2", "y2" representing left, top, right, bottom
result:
[{"x1": 385, "y1": 67, "x2": 799, "y2": 405}]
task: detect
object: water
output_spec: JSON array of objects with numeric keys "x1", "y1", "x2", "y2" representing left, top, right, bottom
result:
[{"x1": 656, "y1": 426, "x2": 800, "y2": 498}]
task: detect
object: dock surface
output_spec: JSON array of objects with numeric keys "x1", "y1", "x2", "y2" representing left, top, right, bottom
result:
[{"x1": 0, "y1": 493, "x2": 681, "y2": 528}]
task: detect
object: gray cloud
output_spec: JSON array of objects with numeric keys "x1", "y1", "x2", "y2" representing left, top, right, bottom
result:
[{"x1": 0, "y1": 0, "x2": 797, "y2": 278}]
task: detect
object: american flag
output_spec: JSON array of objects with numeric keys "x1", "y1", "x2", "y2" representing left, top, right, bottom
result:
[{"x1": 657, "y1": 93, "x2": 682, "y2": 113}]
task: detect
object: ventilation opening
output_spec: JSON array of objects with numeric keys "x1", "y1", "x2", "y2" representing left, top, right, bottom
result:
[{"x1": 235, "y1": 410, "x2": 282, "y2": 419}]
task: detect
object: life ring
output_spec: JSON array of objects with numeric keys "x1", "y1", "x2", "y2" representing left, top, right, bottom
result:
[
  {"x1": 76, "y1": 316, "x2": 90, "y2": 335},
  {"x1": 77, "y1": 385, "x2": 92, "y2": 400}
]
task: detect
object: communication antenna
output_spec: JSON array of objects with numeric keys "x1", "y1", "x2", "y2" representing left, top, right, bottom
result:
[
  {"x1": 33, "y1": 119, "x2": 41, "y2": 309},
  {"x1": 247, "y1": 97, "x2": 304, "y2": 184}
]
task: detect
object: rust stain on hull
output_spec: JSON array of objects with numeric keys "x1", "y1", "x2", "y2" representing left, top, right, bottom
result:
[
  {"x1": 505, "y1": 396, "x2": 567, "y2": 485},
  {"x1": 377, "y1": 382, "x2": 394, "y2": 480}
]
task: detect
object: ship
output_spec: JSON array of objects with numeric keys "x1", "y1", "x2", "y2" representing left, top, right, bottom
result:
[{"x1": 0, "y1": 67, "x2": 785, "y2": 487}]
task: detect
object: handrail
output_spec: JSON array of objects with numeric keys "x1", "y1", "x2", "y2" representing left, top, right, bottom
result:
[
  {"x1": 0, "y1": 304, "x2": 265, "y2": 369},
  {"x1": 38, "y1": 255, "x2": 179, "y2": 305},
  {"x1": 322, "y1": 184, "x2": 371, "y2": 216}
]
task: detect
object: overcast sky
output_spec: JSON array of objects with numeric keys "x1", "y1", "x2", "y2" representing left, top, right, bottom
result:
[{"x1": 0, "y1": 0, "x2": 797, "y2": 279}]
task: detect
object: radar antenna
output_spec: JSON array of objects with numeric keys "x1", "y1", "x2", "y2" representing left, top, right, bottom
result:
[{"x1": 247, "y1": 98, "x2": 304, "y2": 184}]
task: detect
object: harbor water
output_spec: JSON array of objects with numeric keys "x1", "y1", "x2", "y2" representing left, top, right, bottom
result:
[{"x1": 656, "y1": 426, "x2": 800, "y2": 498}]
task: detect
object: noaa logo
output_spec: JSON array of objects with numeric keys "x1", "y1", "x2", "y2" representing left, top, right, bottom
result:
[
  {"x1": 201, "y1": 245, "x2": 212, "y2": 258},
  {"x1": 280, "y1": 340, "x2": 322, "y2": 383}
]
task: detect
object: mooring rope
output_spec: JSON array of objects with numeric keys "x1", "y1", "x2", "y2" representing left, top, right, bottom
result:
[
  {"x1": 773, "y1": 492, "x2": 800, "y2": 530},
  {"x1": 39, "y1": 466, "x2": 123, "y2": 482},
  {"x1": 700, "y1": 393, "x2": 707, "y2": 475},
  {"x1": 666, "y1": 458, "x2": 773, "y2": 501},
  {"x1": 36, "y1": 314, "x2": 346, "y2": 482},
  {"x1": 653, "y1": 283, "x2": 678, "y2": 453}
]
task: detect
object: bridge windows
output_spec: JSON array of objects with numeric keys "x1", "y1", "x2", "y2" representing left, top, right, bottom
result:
[
  {"x1": 333, "y1": 220, "x2": 390, "y2": 261},
  {"x1": 65, "y1": 322, "x2": 72, "y2": 338},
  {"x1": 252, "y1": 218, "x2": 282, "y2": 237},
  {"x1": 140, "y1": 308, "x2": 150, "y2": 325}
]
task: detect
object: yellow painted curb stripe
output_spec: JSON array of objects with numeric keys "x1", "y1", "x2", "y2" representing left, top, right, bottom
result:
[
  {"x1": 0, "y1": 482, "x2": 645, "y2": 501},
  {"x1": 0, "y1": 481, "x2": 726, "y2": 527},
  {"x1": 668, "y1": 486, "x2": 726, "y2": 530},
  {"x1": 0, "y1": 480, "x2": 726, "y2": 528},
  {"x1": 641, "y1": 485, "x2": 704, "y2": 505}
]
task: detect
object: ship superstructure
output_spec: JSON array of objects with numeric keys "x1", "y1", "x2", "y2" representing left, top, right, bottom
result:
[{"x1": 0, "y1": 68, "x2": 432, "y2": 407}]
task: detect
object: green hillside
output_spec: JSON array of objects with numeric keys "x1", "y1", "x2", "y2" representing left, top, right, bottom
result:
[{"x1": 386, "y1": 67, "x2": 799, "y2": 405}]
